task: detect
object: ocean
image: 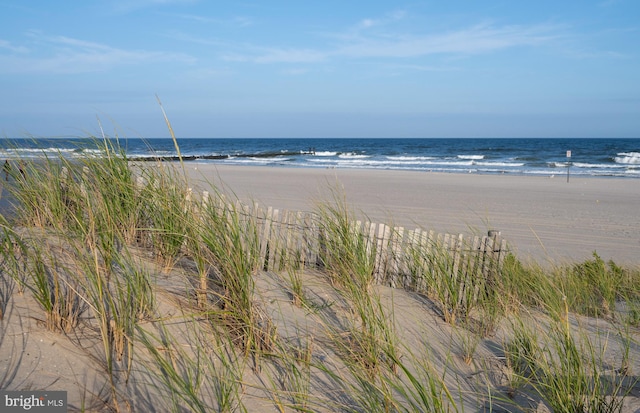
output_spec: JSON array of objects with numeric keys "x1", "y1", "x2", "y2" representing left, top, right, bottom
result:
[{"x1": 1, "y1": 137, "x2": 639, "y2": 178}]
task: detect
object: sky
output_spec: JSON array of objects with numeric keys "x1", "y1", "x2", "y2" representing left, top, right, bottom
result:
[{"x1": 0, "y1": 1, "x2": 639, "y2": 139}]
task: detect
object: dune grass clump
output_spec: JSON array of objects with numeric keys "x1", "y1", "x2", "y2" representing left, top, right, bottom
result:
[
  {"x1": 309, "y1": 335, "x2": 459, "y2": 413},
  {"x1": 183, "y1": 194, "x2": 214, "y2": 308},
  {"x1": 497, "y1": 252, "x2": 640, "y2": 324},
  {"x1": 405, "y1": 235, "x2": 503, "y2": 332},
  {"x1": 2, "y1": 227, "x2": 84, "y2": 332},
  {"x1": 504, "y1": 309, "x2": 634, "y2": 413},
  {"x1": 2, "y1": 139, "x2": 158, "y2": 410},
  {"x1": 11, "y1": 158, "x2": 82, "y2": 231},
  {"x1": 275, "y1": 339, "x2": 314, "y2": 412},
  {"x1": 557, "y1": 252, "x2": 637, "y2": 319},
  {"x1": 141, "y1": 171, "x2": 192, "y2": 271},
  {"x1": 197, "y1": 191, "x2": 276, "y2": 361},
  {"x1": 498, "y1": 254, "x2": 640, "y2": 411},
  {"x1": 315, "y1": 188, "x2": 376, "y2": 289},
  {"x1": 24, "y1": 241, "x2": 86, "y2": 333},
  {"x1": 383, "y1": 350, "x2": 460, "y2": 413},
  {"x1": 137, "y1": 320, "x2": 248, "y2": 413},
  {"x1": 0, "y1": 217, "x2": 26, "y2": 318},
  {"x1": 258, "y1": 336, "x2": 315, "y2": 412},
  {"x1": 314, "y1": 188, "x2": 403, "y2": 409}
]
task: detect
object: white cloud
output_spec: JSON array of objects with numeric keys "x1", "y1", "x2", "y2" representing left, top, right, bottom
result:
[
  {"x1": 110, "y1": 0, "x2": 198, "y2": 13},
  {"x1": 349, "y1": 9, "x2": 407, "y2": 33},
  {"x1": 232, "y1": 16, "x2": 254, "y2": 27},
  {"x1": 336, "y1": 23, "x2": 560, "y2": 59},
  {"x1": 229, "y1": 21, "x2": 561, "y2": 64},
  {"x1": 358, "y1": 19, "x2": 377, "y2": 29},
  {"x1": 0, "y1": 32, "x2": 195, "y2": 74},
  {"x1": 280, "y1": 68, "x2": 309, "y2": 75},
  {"x1": 222, "y1": 45, "x2": 327, "y2": 64},
  {"x1": 163, "y1": 12, "x2": 253, "y2": 27},
  {"x1": 0, "y1": 39, "x2": 29, "y2": 53}
]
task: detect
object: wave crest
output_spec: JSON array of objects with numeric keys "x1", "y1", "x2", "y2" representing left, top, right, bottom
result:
[{"x1": 614, "y1": 152, "x2": 640, "y2": 165}]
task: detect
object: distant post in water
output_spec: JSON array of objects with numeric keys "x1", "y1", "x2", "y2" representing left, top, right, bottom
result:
[{"x1": 566, "y1": 150, "x2": 571, "y2": 183}]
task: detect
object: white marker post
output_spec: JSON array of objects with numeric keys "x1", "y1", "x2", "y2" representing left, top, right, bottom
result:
[{"x1": 566, "y1": 150, "x2": 572, "y2": 183}]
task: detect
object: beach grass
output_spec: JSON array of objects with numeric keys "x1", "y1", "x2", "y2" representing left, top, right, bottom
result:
[{"x1": 1, "y1": 138, "x2": 639, "y2": 411}]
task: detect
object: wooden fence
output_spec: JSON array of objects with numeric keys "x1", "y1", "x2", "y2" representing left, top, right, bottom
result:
[
  {"x1": 73, "y1": 165, "x2": 509, "y2": 293},
  {"x1": 198, "y1": 190, "x2": 509, "y2": 292}
]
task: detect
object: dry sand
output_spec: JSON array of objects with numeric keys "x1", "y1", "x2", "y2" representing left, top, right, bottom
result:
[
  {"x1": 2, "y1": 164, "x2": 640, "y2": 412},
  {"x1": 184, "y1": 164, "x2": 640, "y2": 266}
]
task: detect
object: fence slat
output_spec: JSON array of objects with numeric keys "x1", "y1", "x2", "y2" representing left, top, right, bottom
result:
[
  {"x1": 389, "y1": 226, "x2": 404, "y2": 288},
  {"x1": 303, "y1": 212, "x2": 318, "y2": 268},
  {"x1": 374, "y1": 224, "x2": 392, "y2": 284},
  {"x1": 284, "y1": 210, "x2": 297, "y2": 270},
  {"x1": 268, "y1": 209, "x2": 282, "y2": 271},
  {"x1": 264, "y1": 207, "x2": 278, "y2": 270}
]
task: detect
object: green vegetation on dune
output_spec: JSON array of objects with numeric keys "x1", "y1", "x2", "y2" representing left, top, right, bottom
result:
[{"x1": 0, "y1": 138, "x2": 639, "y2": 412}]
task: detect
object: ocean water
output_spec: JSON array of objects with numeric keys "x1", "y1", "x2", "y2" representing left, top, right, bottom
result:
[{"x1": 1, "y1": 138, "x2": 639, "y2": 178}]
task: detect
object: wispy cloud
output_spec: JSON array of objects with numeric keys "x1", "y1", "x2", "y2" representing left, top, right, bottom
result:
[
  {"x1": 110, "y1": 0, "x2": 198, "y2": 13},
  {"x1": 0, "y1": 39, "x2": 29, "y2": 53},
  {"x1": 0, "y1": 31, "x2": 195, "y2": 74},
  {"x1": 224, "y1": 47, "x2": 327, "y2": 64},
  {"x1": 336, "y1": 23, "x2": 560, "y2": 58},
  {"x1": 598, "y1": 0, "x2": 622, "y2": 7},
  {"x1": 164, "y1": 30, "x2": 226, "y2": 46},
  {"x1": 280, "y1": 67, "x2": 310, "y2": 76},
  {"x1": 351, "y1": 9, "x2": 408, "y2": 32},
  {"x1": 230, "y1": 21, "x2": 562, "y2": 64},
  {"x1": 162, "y1": 12, "x2": 253, "y2": 27}
]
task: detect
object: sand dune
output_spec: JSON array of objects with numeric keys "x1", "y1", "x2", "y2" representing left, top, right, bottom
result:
[{"x1": 2, "y1": 162, "x2": 640, "y2": 412}]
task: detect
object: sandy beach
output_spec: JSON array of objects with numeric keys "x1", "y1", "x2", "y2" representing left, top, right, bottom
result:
[
  {"x1": 2, "y1": 162, "x2": 637, "y2": 265},
  {"x1": 3, "y1": 158, "x2": 640, "y2": 412},
  {"x1": 184, "y1": 164, "x2": 640, "y2": 266}
]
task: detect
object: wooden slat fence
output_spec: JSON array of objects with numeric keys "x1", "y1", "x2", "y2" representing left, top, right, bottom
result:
[
  {"x1": 62, "y1": 166, "x2": 509, "y2": 296},
  {"x1": 197, "y1": 189, "x2": 508, "y2": 294}
]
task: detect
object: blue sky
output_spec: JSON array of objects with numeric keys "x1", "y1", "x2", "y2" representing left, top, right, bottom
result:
[{"x1": 0, "y1": 1, "x2": 638, "y2": 138}]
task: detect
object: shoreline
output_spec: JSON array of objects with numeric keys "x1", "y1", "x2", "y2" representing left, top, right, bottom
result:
[{"x1": 184, "y1": 164, "x2": 640, "y2": 266}]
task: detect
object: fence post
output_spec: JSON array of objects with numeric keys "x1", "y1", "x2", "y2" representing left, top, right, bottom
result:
[
  {"x1": 374, "y1": 224, "x2": 391, "y2": 284},
  {"x1": 268, "y1": 209, "x2": 281, "y2": 271},
  {"x1": 488, "y1": 229, "x2": 502, "y2": 265},
  {"x1": 80, "y1": 166, "x2": 89, "y2": 196},
  {"x1": 483, "y1": 230, "x2": 502, "y2": 292},
  {"x1": 303, "y1": 212, "x2": 318, "y2": 269}
]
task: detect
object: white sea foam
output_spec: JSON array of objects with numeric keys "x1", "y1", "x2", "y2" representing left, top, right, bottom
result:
[
  {"x1": 572, "y1": 162, "x2": 625, "y2": 169},
  {"x1": 457, "y1": 154, "x2": 484, "y2": 160},
  {"x1": 126, "y1": 152, "x2": 174, "y2": 159},
  {"x1": 614, "y1": 152, "x2": 640, "y2": 164},
  {"x1": 330, "y1": 158, "x2": 475, "y2": 167},
  {"x1": 6, "y1": 147, "x2": 77, "y2": 154},
  {"x1": 338, "y1": 153, "x2": 369, "y2": 159},
  {"x1": 386, "y1": 156, "x2": 437, "y2": 161},
  {"x1": 314, "y1": 151, "x2": 337, "y2": 156},
  {"x1": 223, "y1": 157, "x2": 289, "y2": 166},
  {"x1": 475, "y1": 161, "x2": 524, "y2": 167}
]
